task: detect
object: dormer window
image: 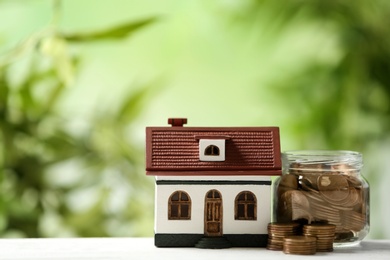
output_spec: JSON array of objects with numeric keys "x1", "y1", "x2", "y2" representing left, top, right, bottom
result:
[
  {"x1": 199, "y1": 139, "x2": 225, "y2": 161},
  {"x1": 205, "y1": 145, "x2": 220, "y2": 156}
]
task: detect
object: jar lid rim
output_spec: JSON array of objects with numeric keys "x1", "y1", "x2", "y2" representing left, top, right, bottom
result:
[
  {"x1": 281, "y1": 150, "x2": 363, "y2": 169},
  {"x1": 282, "y1": 150, "x2": 361, "y2": 156}
]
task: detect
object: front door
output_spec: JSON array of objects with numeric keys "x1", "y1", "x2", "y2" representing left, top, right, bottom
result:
[{"x1": 204, "y1": 189, "x2": 223, "y2": 237}]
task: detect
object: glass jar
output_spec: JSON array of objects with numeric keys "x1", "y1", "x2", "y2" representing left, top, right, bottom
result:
[{"x1": 273, "y1": 150, "x2": 369, "y2": 247}]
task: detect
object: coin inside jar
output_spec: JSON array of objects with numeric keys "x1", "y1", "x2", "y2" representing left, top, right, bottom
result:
[
  {"x1": 300, "y1": 177, "x2": 319, "y2": 193},
  {"x1": 277, "y1": 174, "x2": 298, "y2": 197},
  {"x1": 279, "y1": 190, "x2": 313, "y2": 222},
  {"x1": 317, "y1": 175, "x2": 350, "y2": 202}
]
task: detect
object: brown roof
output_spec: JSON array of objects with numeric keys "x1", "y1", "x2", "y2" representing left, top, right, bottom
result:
[{"x1": 146, "y1": 123, "x2": 282, "y2": 176}]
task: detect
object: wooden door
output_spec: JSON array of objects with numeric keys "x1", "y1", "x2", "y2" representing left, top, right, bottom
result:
[{"x1": 204, "y1": 190, "x2": 223, "y2": 237}]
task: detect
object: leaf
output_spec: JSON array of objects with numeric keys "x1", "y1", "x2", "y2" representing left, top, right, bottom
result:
[
  {"x1": 39, "y1": 36, "x2": 75, "y2": 85},
  {"x1": 0, "y1": 71, "x2": 9, "y2": 117},
  {"x1": 63, "y1": 17, "x2": 158, "y2": 42},
  {"x1": 116, "y1": 79, "x2": 164, "y2": 124}
]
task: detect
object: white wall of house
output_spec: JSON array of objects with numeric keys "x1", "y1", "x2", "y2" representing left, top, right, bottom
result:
[{"x1": 154, "y1": 179, "x2": 272, "y2": 235}]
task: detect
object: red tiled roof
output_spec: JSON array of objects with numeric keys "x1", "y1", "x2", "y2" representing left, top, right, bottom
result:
[{"x1": 146, "y1": 126, "x2": 281, "y2": 176}]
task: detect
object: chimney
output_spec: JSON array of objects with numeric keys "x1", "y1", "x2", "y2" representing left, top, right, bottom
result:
[{"x1": 168, "y1": 118, "x2": 187, "y2": 127}]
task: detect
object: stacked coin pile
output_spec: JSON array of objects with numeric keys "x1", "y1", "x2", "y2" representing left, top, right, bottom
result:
[
  {"x1": 266, "y1": 222, "x2": 300, "y2": 250},
  {"x1": 283, "y1": 236, "x2": 317, "y2": 255},
  {"x1": 303, "y1": 224, "x2": 336, "y2": 252}
]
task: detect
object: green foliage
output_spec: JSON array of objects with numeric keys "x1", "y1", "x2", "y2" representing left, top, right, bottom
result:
[
  {"x1": 228, "y1": 0, "x2": 390, "y2": 149},
  {"x1": 277, "y1": 0, "x2": 390, "y2": 150},
  {"x1": 63, "y1": 18, "x2": 158, "y2": 42},
  {"x1": 0, "y1": 1, "x2": 156, "y2": 237}
]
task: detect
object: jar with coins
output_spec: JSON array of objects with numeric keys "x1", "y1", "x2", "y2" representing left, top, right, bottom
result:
[{"x1": 273, "y1": 150, "x2": 369, "y2": 247}]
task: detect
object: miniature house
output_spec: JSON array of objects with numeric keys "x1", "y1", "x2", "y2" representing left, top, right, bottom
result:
[{"x1": 146, "y1": 118, "x2": 281, "y2": 248}]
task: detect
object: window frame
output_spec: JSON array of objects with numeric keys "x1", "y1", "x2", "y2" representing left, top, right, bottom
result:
[
  {"x1": 234, "y1": 191, "x2": 257, "y2": 221},
  {"x1": 199, "y1": 139, "x2": 225, "y2": 161},
  {"x1": 168, "y1": 190, "x2": 191, "y2": 220}
]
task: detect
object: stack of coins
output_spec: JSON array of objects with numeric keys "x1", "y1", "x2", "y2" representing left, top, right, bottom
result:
[
  {"x1": 266, "y1": 222, "x2": 300, "y2": 250},
  {"x1": 283, "y1": 236, "x2": 317, "y2": 255},
  {"x1": 303, "y1": 224, "x2": 336, "y2": 252}
]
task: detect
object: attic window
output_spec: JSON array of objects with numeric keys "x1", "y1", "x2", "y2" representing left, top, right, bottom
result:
[
  {"x1": 205, "y1": 145, "x2": 220, "y2": 156},
  {"x1": 199, "y1": 139, "x2": 225, "y2": 161}
]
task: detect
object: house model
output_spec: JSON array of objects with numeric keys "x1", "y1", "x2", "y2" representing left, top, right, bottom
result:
[{"x1": 145, "y1": 118, "x2": 281, "y2": 248}]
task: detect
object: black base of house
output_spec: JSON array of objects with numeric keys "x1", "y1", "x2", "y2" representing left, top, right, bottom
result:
[
  {"x1": 154, "y1": 233, "x2": 268, "y2": 248},
  {"x1": 195, "y1": 236, "x2": 232, "y2": 249}
]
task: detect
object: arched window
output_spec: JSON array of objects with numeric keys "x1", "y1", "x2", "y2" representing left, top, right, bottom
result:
[
  {"x1": 168, "y1": 190, "x2": 191, "y2": 220},
  {"x1": 205, "y1": 145, "x2": 220, "y2": 156},
  {"x1": 199, "y1": 139, "x2": 225, "y2": 161},
  {"x1": 235, "y1": 191, "x2": 257, "y2": 220}
]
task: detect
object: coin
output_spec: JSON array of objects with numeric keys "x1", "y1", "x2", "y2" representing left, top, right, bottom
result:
[
  {"x1": 283, "y1": 190, "x2": 314, "y2": 222},
  {"x1": 346, "y1": 175, "x2": 362, "y2": 187},
  {"x1": 303, "y1": 224, "x2": 335, "y2": 252},
  {"x1": 289, "y1": 162, "x2": 301, "y2": 175},
  {"x1": 318, "y1": 175, "x2": 350, "y2": 202},
  {"x1": 334, "y1": 230, "x2": 354, "y2": 242},
  {"x1": 300, "y1": 174, "x2": 319, "y2": 190},
  {"x1": 340, "y1": 210, "x2": 366, "y2": 232},
  {"x1": 278, "y1": 174, "x2": 298, "y2": 197},
  {"x1": 300, "y1": 178, "x2": 319, "y2": 193},
  {"x1": 283, "y1": 236, "x2": 317, "y2": 255},
  {"x1": 267, "y1": 222, "x2": 301, "y2": 251},
  {"x1": 331, "y1": 163, "x2": 357, "y2": 175},
  {"x1": 339, "y1": 187, "x2": 360, "y2": 207}
]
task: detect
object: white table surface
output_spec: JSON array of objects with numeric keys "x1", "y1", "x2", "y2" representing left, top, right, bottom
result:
[{"x1": 0, "y1": 238, "x2": 389, "y2": 260}]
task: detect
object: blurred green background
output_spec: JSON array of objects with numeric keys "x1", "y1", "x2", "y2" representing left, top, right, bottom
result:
[{"x1": 0, "y1": 0, "x2": 389, "y2": 239}]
